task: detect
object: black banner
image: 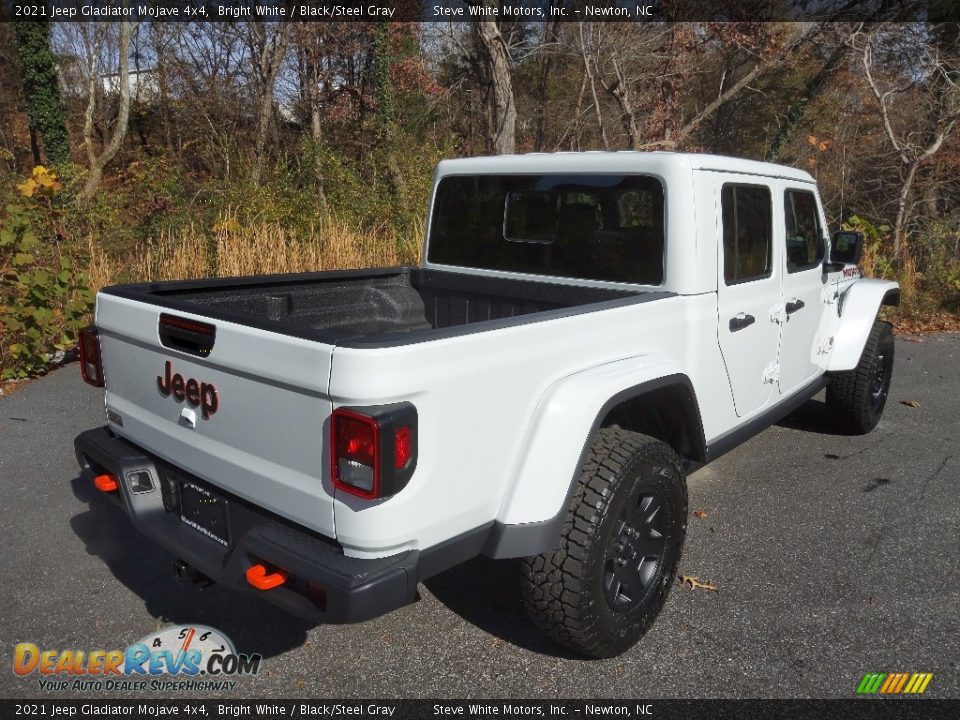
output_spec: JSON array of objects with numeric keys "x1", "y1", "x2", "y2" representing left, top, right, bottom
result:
[
  {"x1": 2, "y1": 699, "x2": 959, "y2": 719},
  {"x1": 3, "y1": 0, "x2": 959, "y2": 23}
]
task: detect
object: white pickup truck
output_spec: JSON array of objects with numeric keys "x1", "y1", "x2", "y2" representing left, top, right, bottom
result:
[{"x1": 75, "y1": 152, "x2": 899, "y2": 657}]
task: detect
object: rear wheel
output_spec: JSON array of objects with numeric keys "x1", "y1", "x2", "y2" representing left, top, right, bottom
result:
[
  {"x1": 826, "y1": 320, "x2": 895, "y2": 434},
  {"x1": 521, "y1": 428, "x2": 687, "y2": 658}
]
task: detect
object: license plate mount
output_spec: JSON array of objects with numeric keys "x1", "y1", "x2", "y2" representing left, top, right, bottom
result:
[{"x1": 179, "y1": 480, "x2": 230, "y2": 547}]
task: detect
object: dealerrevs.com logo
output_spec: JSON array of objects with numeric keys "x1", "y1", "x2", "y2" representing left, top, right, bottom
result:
[{"x1": 13, "y1": 625, "x2": 261, "y2": 692}]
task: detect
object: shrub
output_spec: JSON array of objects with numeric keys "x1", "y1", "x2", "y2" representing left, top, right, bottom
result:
[{"x1": 1, "y1": 167, "x2": 94, "y2": 378}]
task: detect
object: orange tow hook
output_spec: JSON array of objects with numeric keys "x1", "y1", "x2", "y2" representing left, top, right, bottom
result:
[
  {"x1": 246, "y1": 564, "x2": 288, "y2": 591},
  {"x1": 94, "y1": 473, "x2": 119, "y2": 492}
]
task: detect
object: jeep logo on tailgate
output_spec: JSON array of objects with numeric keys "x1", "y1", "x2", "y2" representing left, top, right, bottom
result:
[{"x1": 157, "y1": 360, "x2": 220, "y2": 419}]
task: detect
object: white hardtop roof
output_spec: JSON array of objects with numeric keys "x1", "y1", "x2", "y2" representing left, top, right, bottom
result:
[{"x1": 436, "y1": 151, "x2": 815, "y2": 184}]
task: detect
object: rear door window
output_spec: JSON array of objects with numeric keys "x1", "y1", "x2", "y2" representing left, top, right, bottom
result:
[
  {"x1": 783, "y1": 189, "x2": 824, "y2": 272},
  {"x1": 721, "y1": 184, "x2": 773, "y2": 284}
]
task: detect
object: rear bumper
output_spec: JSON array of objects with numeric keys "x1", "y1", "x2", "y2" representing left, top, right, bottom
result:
[{"x1": 74, "y1": 426, "x2": 419, "y2": 624}]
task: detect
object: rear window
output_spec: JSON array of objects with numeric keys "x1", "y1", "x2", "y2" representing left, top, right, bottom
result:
[{"x1": 427, "y1": 174, "x2": 665, "y2": 284}]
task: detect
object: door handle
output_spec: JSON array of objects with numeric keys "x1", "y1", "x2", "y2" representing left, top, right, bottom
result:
[
  {"x1": 786, "y1": 299, "x2": 805, "y2": 315},
  {"x1": 729, "y1": 313, "x2": 755, "y2": 332}
]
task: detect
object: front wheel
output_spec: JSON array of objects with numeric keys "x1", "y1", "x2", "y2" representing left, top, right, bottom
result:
[
  {"x1": 521, "y1": 429, "x2": 687, "y2": 658},
  {"x1": 826, "y1": 320, "x2": 895, "y2": 435}
]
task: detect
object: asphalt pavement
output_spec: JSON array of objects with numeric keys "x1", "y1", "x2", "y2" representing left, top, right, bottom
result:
[{"x1": 1, "y1": 334, "x2": 958, "y2": 699}]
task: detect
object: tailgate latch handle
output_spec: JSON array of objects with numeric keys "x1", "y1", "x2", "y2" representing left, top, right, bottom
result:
[
  {"x1": 245, "y1": 564, "x2": 288, "y2": 591},
  {"x1": 159, "y1": 314, "x2": 216, "y2": 357}
]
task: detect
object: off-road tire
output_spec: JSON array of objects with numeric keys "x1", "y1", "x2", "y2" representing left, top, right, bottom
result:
[
  {"x1": 520, "y1": 428, "x2": 687, "y2": 658},
  {"x1": 826, "y1": 320, "x2": 895, "y2": 435}
]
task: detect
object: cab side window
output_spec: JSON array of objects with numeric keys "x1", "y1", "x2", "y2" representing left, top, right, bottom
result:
[
  {"x1": 784, "y1": 190, "x2": 824, "y2": 272},
  {"x1": 722, "y1": 184, "x2": 773, "y2": 285}
]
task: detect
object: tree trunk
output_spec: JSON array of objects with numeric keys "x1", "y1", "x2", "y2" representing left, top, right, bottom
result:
[
  {"x1": 373, "y1": 21, "x2": 406, "y2": 201},
  {"x1": 534, "y1": 21, "x2": 558, "y2": 152},
  {"x1": 893, "y1": 161, "x2": 917, "y2": 261},
  {"x1": 579, "y1": 24, "x2": 609, "y2": 150},
  {"x1": 295, "y1": 29, "x2": 327, "y2": 208},
  {"x1": 474, "y1": 16, "x2": 516, "y2": 155},
  {"x1": 571, "y1": 72, "x2": 587, "y2": 151},
  {"x1": 81, "y1": 20, "x2": 133, "y2": 200},
  {"x1": 14, "y1": 22, "x2": 71, "y2": 166},
  {"x1": 29, "y1": 127, "x2": 40, "y2": 165},
  {"x1": 601, "y1": 56, "x2": 640, "y2": 150},
  {"x1": 308, "y1": 83, "x2": 327, "y2": 208},
  {"x1": 151, "y1": 27, "x2": 175, "y2": 152},
  {"x1": 251, "y1": 22, "x2": 291, "y2": 185}
]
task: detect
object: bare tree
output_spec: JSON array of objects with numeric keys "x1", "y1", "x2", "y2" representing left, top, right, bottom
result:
[
  {"x1": 858, "y1": 25, "x2": 960, "y2": 260},
  {"x1": 578, "y1": 23, "x2": 609, "y2": 150},
  {"x1": 532, "y1": 20, "x2": 560, "y2": 152},
  {"x1": 588, "y1": 24, "x2": 673, "y2": 150},
  {"x1": 148, "y1": 23, "x2": 176, "y2": 152},
  {"x1": 165, "y1": 23, "x2": 249, "y2": 176},
  {"x1": 640, "y1": 23, "x2": 827, "y2": 151},
  {"x1": 293, "y1": 23, "x2": 330, "y2": 206},
  {"x1": 80, "y1": 19, "x2": 134, "y2": 200},
  {"x1": 473, "y1": 13, "x2": 516, "y2": 155},
  {"x1": 244, "y1": 20, "x2": 291, "y2": 184}
]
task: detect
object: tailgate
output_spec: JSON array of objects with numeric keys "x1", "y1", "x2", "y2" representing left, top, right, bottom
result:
[{"x1": 95, "y1": 293, "x2": 336, "y2": 537}]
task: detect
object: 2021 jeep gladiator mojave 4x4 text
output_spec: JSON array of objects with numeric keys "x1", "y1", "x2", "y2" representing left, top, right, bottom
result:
[{"x1": 75, "y1": 153, "x2": 899, "y2": 657}]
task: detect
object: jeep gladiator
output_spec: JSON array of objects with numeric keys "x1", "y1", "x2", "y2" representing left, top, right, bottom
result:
[{"x1": 75, "y1": 153, "x2": 899, "y2": 657}]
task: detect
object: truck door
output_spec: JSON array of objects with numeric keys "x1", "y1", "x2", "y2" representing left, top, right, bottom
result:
[
  {"x1": 778, "y1": 185, "x2": 831, "y2": 393},
  {"x1": 715, "y1": 178, "x2": 782, "y2": 417}
]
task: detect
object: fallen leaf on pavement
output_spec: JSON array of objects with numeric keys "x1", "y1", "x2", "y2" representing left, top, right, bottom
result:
[
  {"x1": 892, "y1": 311, "x2": 960, "y2": 336},
  {"x1": 679, "y1": 575, "x2": 718, "y2": 592},
  {"x1": 693, "y1": 510, "x2": 708, "y2": 519},
  {"x1": 900, "y1": 399, "x2": 921, "y2": 408}
]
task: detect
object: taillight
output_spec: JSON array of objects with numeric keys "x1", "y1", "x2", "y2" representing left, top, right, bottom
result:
[
  {"x1": 332, "y1": 410, "x2": 380, "y2": 499},
  {"x1": 394, "y1": 426, "x2": 411, "y2": 468},
  {"x1": 330, "y1": 403, "x2": 417, "y2": 500},
  {"x1": 79, "y1": 326, "x2": 104, "y2": 387}
]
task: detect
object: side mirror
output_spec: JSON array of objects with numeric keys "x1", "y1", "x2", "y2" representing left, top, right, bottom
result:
[{"x1": 830, "y1": 230, "x2": 863, "y2": 266}]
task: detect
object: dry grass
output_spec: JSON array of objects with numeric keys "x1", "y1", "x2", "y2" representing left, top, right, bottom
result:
[
  {"x1": 86, "y1": 233, "x2": 118, "y2": 295},
  {"x1": 87, "y1": 213, "x2": 423, "y2": 292}
]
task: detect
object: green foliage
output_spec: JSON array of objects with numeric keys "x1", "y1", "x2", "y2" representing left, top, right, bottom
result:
[
  {"x1": 1, "y1": 172, "x2": 93, "y2": 379},
  {"x1": 844, "y1": 215, "x2": 895, "y2": 279},
  {"x1": 14, "y1": 22, "x2": 70, "y2": 166},
  {"x1": 41, "y1": 154, "x2": 193, "y2": 272},
  {"x1": 947, "y1": 267, "x2": 960, "y2": 311},
  {"x1": 914, "y1": 217, "x2": 960, "y2": 312},
  {"x1": 844, "y1": 213, "x2": 960, "y2": 314},
  {"x1": 212, "y1": 132, "x2": 448, "y2": 242}
]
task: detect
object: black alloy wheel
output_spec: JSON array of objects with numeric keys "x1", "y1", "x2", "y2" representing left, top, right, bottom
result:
[{"x1": 604, "y1": 488, "x2": 668, "y2": 612}]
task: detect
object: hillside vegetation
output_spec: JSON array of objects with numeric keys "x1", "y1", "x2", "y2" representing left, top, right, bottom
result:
[{"x1": 1, "y1": 20, "x2": 958, "y2": 378}]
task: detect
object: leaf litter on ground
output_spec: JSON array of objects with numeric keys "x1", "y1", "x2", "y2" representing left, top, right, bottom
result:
[{"x1": 679, "y1": 576, "x2": 718, "y2": 592}]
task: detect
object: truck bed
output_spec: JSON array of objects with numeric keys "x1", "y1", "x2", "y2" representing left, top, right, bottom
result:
[{"x1": 103, "y1": 268, "x2": 669, "y2": 347}]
